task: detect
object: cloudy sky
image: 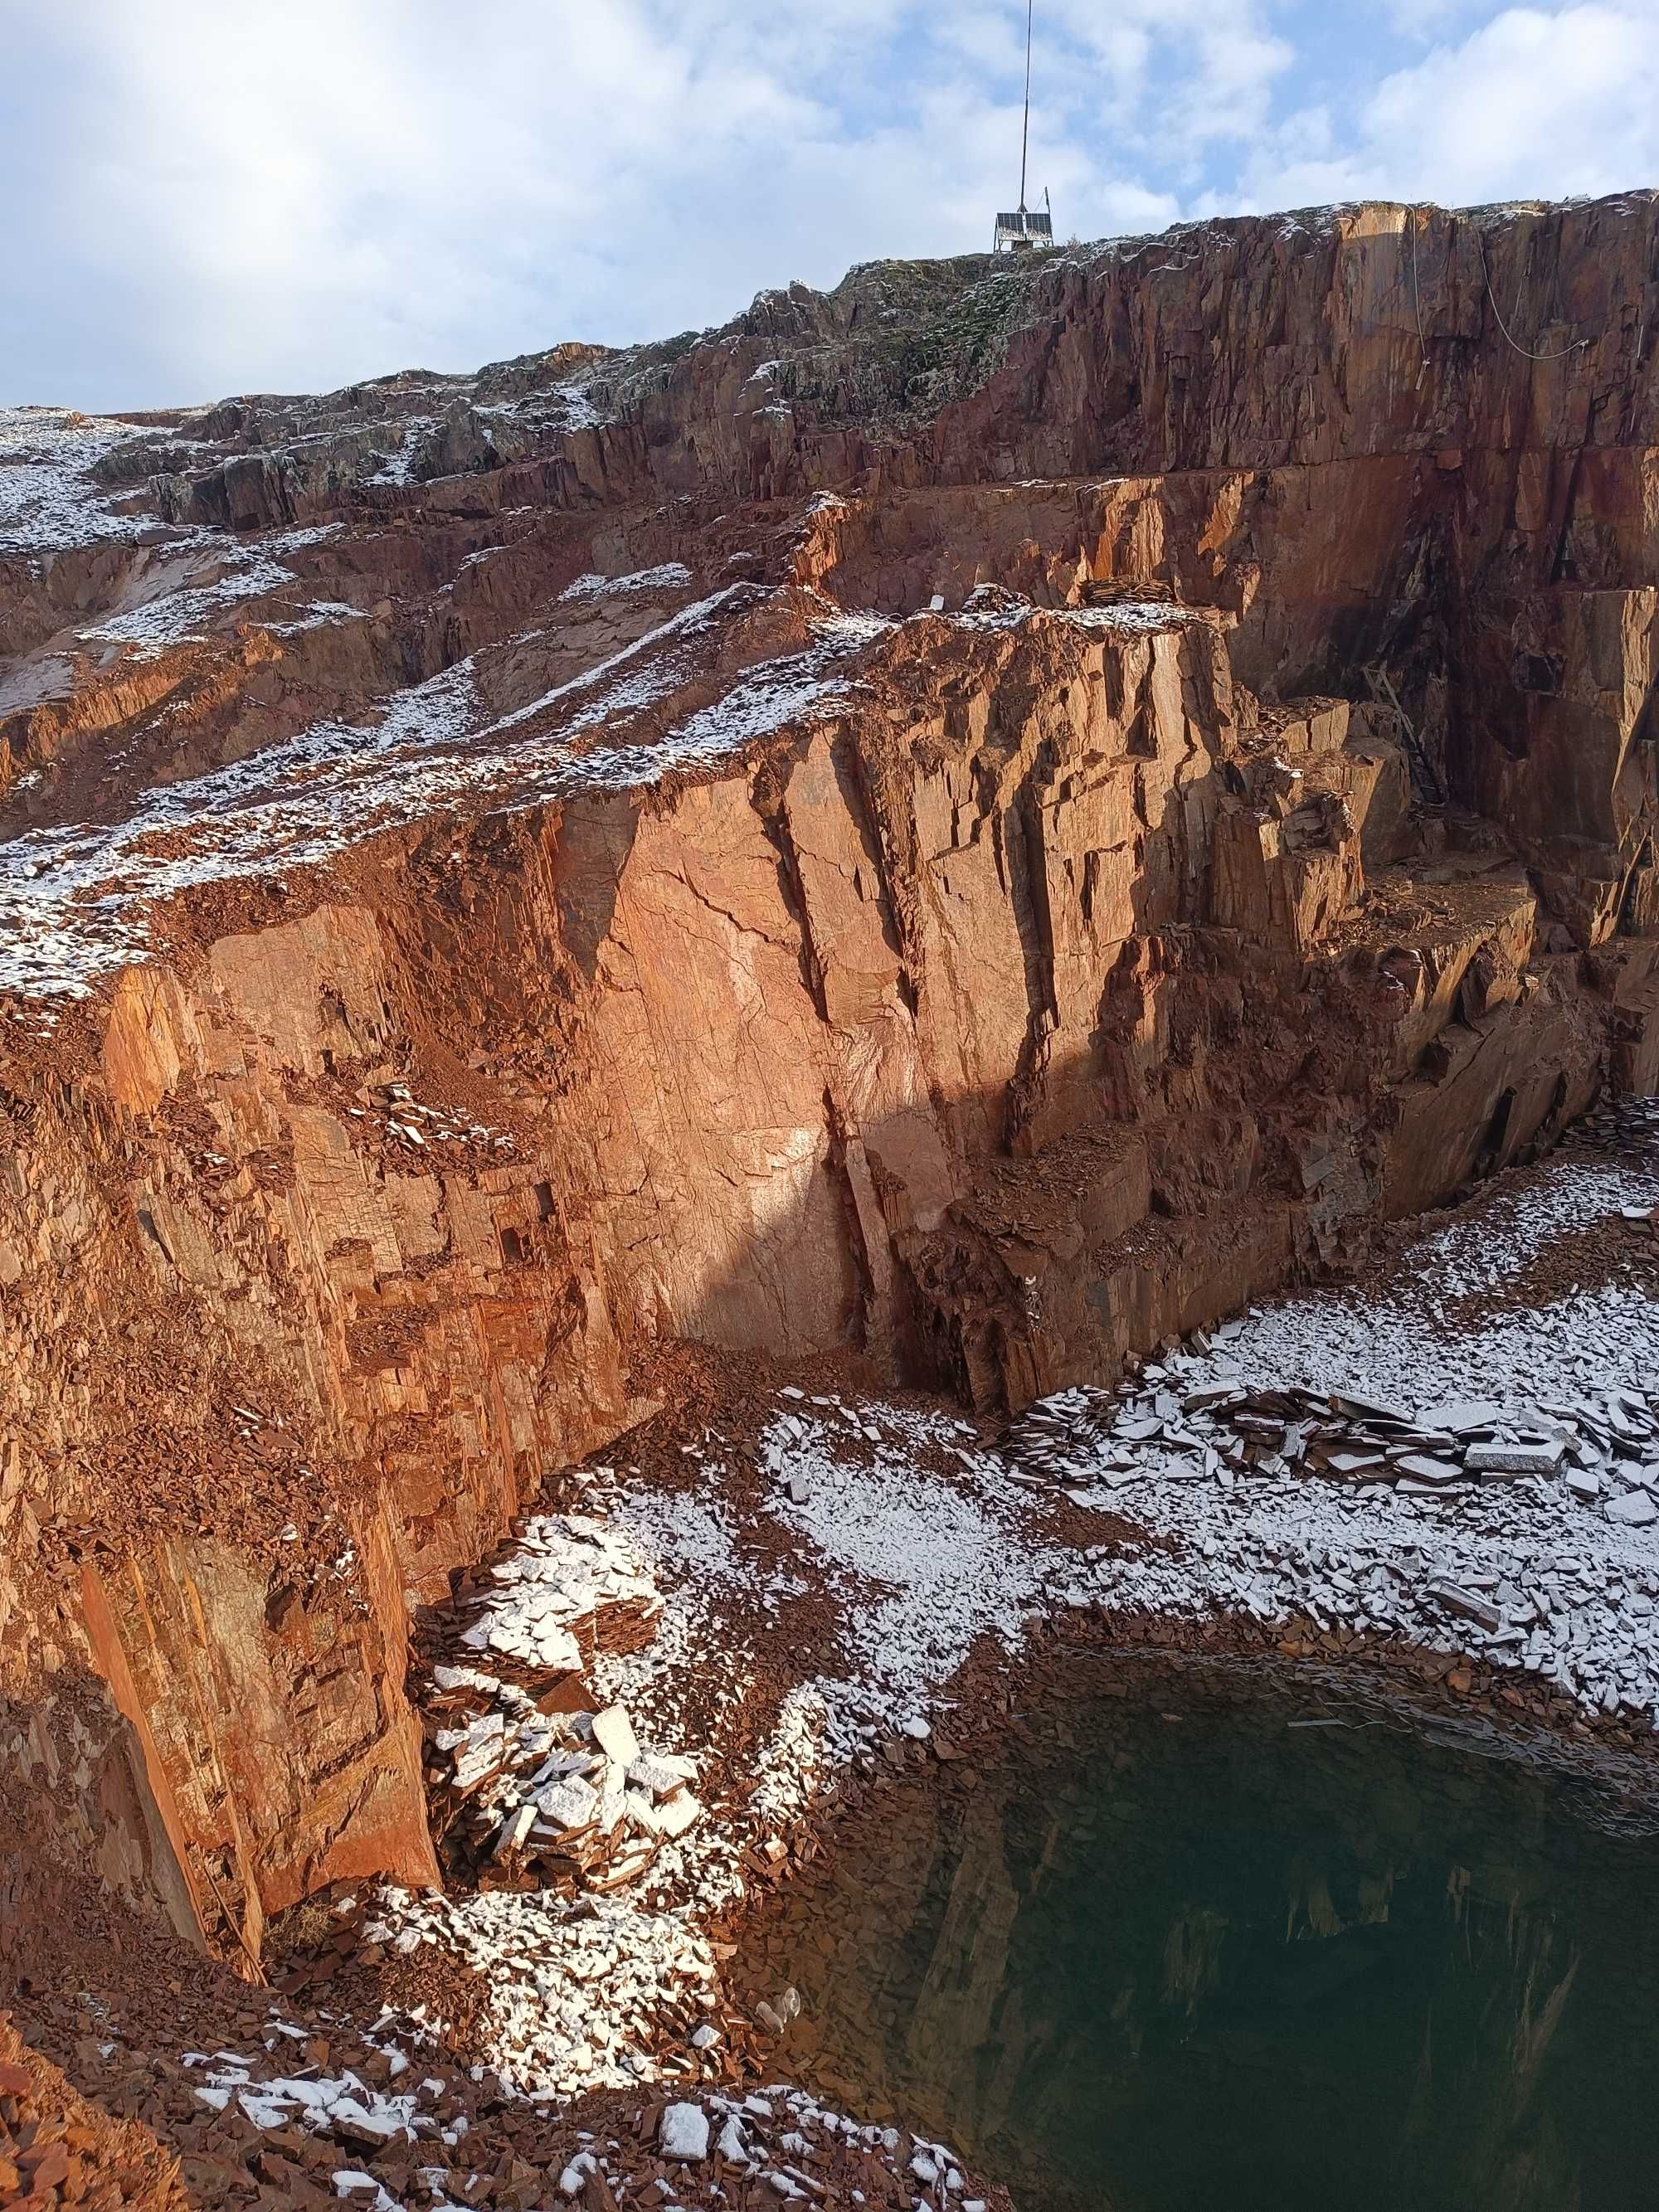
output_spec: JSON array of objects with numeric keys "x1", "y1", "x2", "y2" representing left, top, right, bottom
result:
[{"x1": 5, "y1": 0, "x2": 1657, "y2": 410}]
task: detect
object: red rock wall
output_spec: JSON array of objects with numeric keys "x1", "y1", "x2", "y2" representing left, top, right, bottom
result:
[{"x1": 5, "y1": 197, "x2": 1659, "y2": 1953}]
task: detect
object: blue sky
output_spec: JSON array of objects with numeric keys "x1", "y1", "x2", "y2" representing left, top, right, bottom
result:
[{"x1": 5, "y1": 0, "x2": 1657, "y2": 410}]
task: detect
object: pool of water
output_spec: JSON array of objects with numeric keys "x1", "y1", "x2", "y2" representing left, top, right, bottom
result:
[{"x1": 743, "y1": 1656, "x2": 1659, "y2": 2212}]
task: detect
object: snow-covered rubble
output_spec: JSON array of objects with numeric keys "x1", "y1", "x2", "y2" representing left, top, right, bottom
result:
[
  {"x1": 364, "y1": 1881, "x2": 720, "y2": 2099},
  {"x1": 373, "y1": 1403, "x2": 1073, "y2": 2095},
  {"x1": 559, "y1": 563, "x2": 693, "y2": 601},
  {"x1": 946, "y1": 582, "x2": 1201, "y2": 638},
  {"x1": 0, "y1": 587, "x2": 891, "y2": 1000},
  {"x1": 1011, "y1": 1098, "x2": 1659, "y2": 1717},
  {"x1": 186, "y1": 2046, "x2": 431, "y2": 2146},
  {"x1": 182, "y1": 2017, "x2": 984, "y2": 2211},
  {"x1": 756, "y1": 1398, "x2": 1069, "y2": 1764},
  {"x1": 372, "y1": 1102, "x2": 1659, "y2": 2104},
  {"x1": 420, "y1": 1524, "x2": 710, "y2": 1896},
  {"x1": 459, "y1": 1514, "x2": 661, "y2": 1673},
  {"x1": 624, "y1": 2085, "x2": 982, "y2": 2209},
  {"x1": 0, "y1": 407, "x2": 160, "y2": 560}
]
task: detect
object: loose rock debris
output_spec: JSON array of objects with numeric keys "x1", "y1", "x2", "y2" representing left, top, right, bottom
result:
[
  {"x1": 338, "y1": 1103, "x2": 1659, "y2": 2120},
  {"x1": 411, "y1": 1519, "x2": 713, "y2": 1902},
  {"x1": 0, "y1": 2012, "x2": 188, "y2": 2212}
]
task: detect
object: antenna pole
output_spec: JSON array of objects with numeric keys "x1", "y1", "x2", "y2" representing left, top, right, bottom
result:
[{"x1": 1019, "y1": 0, "x2": 1033, "y2": 211}]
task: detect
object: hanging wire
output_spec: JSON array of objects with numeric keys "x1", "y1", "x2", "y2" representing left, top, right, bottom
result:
[{"x1": 1477, "y1": 229, "x2": 1590, "y2": 362}]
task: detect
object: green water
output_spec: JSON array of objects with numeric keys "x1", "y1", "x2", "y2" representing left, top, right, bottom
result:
[{"x1": 751, "y1": 1658, "x2": 1659, "y2": 2212}]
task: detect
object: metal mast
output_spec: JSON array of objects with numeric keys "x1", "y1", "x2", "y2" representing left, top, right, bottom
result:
[
  {"x1": 993, "y1": 4, "x2": 1051, "y2": 249},
  {"x1": 1019, "y1": 0, "x2": 1034, "y2": 213}
]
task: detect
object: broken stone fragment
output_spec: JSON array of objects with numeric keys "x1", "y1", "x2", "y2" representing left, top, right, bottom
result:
[
  {"x1": 1332, "y1": 1392, "x2": 1414, "y2": 1425},
  {"x1": 493, "y1": 1802, "x2": 537, "y2": 1858},
  {"x1": 559, "y1": 2151, "x2": 599, "y2": 2198},
  {"x1": 1394, "y1": 1454, "x2": 1464, "y2": 1485},
  {"x1": 1465, "y1": 1441, "x2": 1566, "y2": 1476},
  {"x1": 1415, "y1": 1398, "x2": 1503, "y2": 1435},
  {"x1": 534, "y1": 1773, "x2": 600, "y2": 1830},
  {"x1": 591, "y1": 1704, "x2": 639, "y2": 1766},
  {"x1": 1425, "y1": 1579, "x2": 1501, "y2": 1633},
  {"x1": 625, "y1": 1787, "x2": 703, "y2": 1838},
  {"x1": 627, "y1": 1751, "x2": 698, "y2": 1799},
  {"x1": 1608, "y1": 1493, "x2": 1659, "y2": 1527},
  {"x1": 654, "y1": 1791, "x2": 704, "y2": 1839},
  {"x1": 1183, "y1": 1385, "x2": 1238, "y2": 1412},
  {"x1": 659, "y1": 2103, "x2": 711, "y2": 2161},
  {"x1": 330, "y1": 2103, "x2": 407, "y2": 2148}
]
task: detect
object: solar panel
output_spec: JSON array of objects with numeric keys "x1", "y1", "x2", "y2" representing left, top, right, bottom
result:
[{"x1": 995, "y1": 209, "x2": 1053, "y2": 247}]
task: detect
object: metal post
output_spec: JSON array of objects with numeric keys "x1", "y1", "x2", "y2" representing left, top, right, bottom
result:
[{"x1": 1019, "y1": 0, "x2": 1033, "y2": 216}]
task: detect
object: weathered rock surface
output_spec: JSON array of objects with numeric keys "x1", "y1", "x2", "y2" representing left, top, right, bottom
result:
[{"x1": 2, "y1": 194, "x2": 1658, "y2": 1957}]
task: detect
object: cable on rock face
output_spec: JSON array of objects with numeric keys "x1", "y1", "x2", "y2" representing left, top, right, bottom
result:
[{"x1": 1477, "y1": 228, "x2": 1593, "y2": 363}]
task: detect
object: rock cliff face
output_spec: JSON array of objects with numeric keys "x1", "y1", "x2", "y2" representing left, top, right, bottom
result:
[{"x1": 2, "y1": 195, "x2": 1657, "y2": 1962}]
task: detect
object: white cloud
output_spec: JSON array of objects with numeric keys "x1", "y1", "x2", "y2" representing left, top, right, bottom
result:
[
  {"x1": 1231, "y1": 2, "x2": 1659, "y2": 212},
  {"x1": 3, "y1": 0, "x2": 1655, "y2": 408}
]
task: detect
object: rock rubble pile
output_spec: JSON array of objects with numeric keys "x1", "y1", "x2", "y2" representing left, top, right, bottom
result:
[
  {"x1": 358, "y1": 1884, "x2": 723, "y2": 2102},
  {"x1": 417, "y1": 1519, "x2": 709, "y2": 1898},
  {"x1": 567, "y1": 2085, "x2": 988, "y2": 2211},
  {"x1": 1016, "y1": 1098, "x2": 1659, "y2": 1720}
]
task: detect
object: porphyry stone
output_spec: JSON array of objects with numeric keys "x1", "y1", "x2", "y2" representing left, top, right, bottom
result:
[
  {"x1": 534, "y1": 1774, "x2": 600, "y2": 1829},
  {"x1": 1426, "y1": 1580, "x2": 1502, "y2": 1633},
  {"x1": 591, "y1": 1704, "x2": 639, "y2": 1767},
  {"x1": 660, "y1": 2103, "x2": 711, "y2": 2160},
  {"x1": 1415, "y1": 1398, "x2": 1503, "y2": 1435},
  {"x1": 627, "y1": 1751, "x2": 698, "y2": 1800},
  {"x1": 1332, "y1": 1393, "x2": 1414, "y2": 1425},
  {"x1": 1394, "y1": 1455, "x2": 1464, "y2": 1485},
  {"x1": 1327, "y1": 1451, "x2": 1387, "y2": 1475},
  {"x1": 1466, "y1": 1441, "x2": 1566, "y2": 1476}
]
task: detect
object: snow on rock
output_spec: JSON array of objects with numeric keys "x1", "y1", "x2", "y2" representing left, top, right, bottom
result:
[
  {"x1": 0, "y1": 407, "x2": 162, "y2": 560},
  {"x1": 1026, "y1": 1099, "x2": 1659, "y2": 1721},
  {"x1": 372, "y1": 1395, "x2": 1071, "y2": 2095},
  {"x1": 552, "y1": 382, "x2": 606, "y2": 433},
  {"x1": 377, "y1": 1106, "x2": 1658, "y2": 2103},
  {"x1": 267, "y1": 600, "x2": 363, "y2": 637},
  {"x1": 367, "y1": 416, "x2": 437, "y2": 486},
  {"x1": 757, "y1": 1402, "x2": 1069, "y2": 1762},
  {"x1": 0, "y1": 654, "x2": 73, "y2": 716},
  {"x1": 459, "y1": 1512, "x2": 661, "y2": 1670},
  {"x1": 184, "y1": 2050, "x2": 425, "y2": 2144},
  {"x1": 558, "y1": 562, "x2": 693, "y2": 601},
  {"x1": 176, "y1": 2025, "x2": 983, "y2": 2210},
  {"x1": 362, "y1": 1884, "x2": 719, "y2": 2099},
  {"x1": 945, "y1": 583, "x2": 1200, "y2": 638},
  {"x1": 659, "y1": 2101, "x2": 710, "y2": 2159},
  {"x1": 79, "y1": 549, "x2": 302, "y2": 654},
  {"x1": 0, "y1": 589, "x2": 891, "y2": 1001}
]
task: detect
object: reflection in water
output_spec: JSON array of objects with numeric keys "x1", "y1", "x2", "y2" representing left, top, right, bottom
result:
[{"x1": 749, "y1": 1658, "x2": 1659, "y2": 2212}]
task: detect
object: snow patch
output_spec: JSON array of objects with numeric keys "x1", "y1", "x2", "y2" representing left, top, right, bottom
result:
[{"x1": 558, "y1": 562, "x2": 693, "y2": 602}]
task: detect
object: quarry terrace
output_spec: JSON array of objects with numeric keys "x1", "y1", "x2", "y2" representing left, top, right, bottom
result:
[{"x1": 3, "y1": 192, "x2": 1659, "y2": 2212}]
